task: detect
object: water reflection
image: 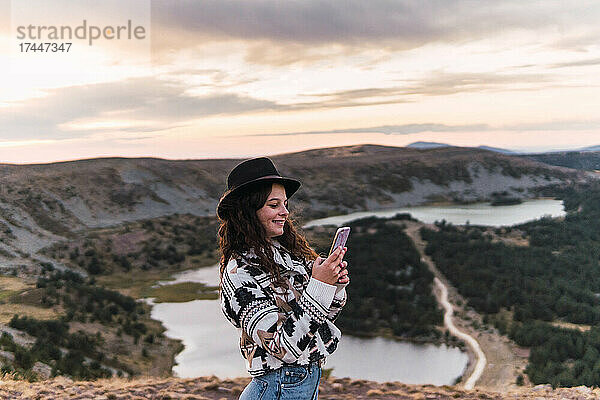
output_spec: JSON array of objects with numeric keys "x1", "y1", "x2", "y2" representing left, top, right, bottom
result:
[
  {"x1": 151, "y1": 199, "x2": 564, "y2": 383},
  {"x1": 304, "y1": 199, "x2": 565, "y2": 228}
]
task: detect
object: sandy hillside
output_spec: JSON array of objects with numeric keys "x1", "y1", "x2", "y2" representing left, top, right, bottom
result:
[{"x1": 0, "y1": 376, "x2": 598, "y2": 400}]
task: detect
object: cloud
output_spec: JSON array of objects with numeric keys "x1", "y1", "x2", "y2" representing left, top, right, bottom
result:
[
  {"x1": 2, "y1": 68, "x2": 565, "y2": 143},
  {"x1": 407, "y1": 71, "x2": 557, "y2": 95},
  {"x1": 0, "y1": 7, "x2": 8, "y2": 33},
  {"x1": 244, "y1": 120, "x2": 600, "y2": 137},
  {"x1": 245, "y1": 123, "x2": 490, "y2": 137},
  {"x1": 0, "y1": 77, "x2": 278, "y2": 141},
  {"x1": 150, "y1": 0, "x2": 600, "y2": 60},
  {"x1": 282, "y1": 71, "x2": 558, "y2": 109},
  {"x1": 550, "y1": 58, "x2": 600, "y2": 69},
  {"x1": 152, "y1": 0, "x2": 445, "y2": 46},
  {"x1": 502, "y1": 121, "x2": 600, "y2": 131},
  {"x1": 549, "y1": 31, "x2": 600, "y2": 52}
]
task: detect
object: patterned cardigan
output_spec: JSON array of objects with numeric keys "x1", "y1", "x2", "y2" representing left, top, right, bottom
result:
[{"x1": 220, "y1": 240, "x2": 347, "y2": 377}]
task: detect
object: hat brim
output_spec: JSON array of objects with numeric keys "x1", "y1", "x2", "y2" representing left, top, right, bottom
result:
[{"x1": 216, "y1": 176, "x2": 301, "y2": 218}]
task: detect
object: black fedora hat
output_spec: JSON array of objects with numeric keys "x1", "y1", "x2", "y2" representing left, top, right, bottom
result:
[{"x1": 216, "y1": 157, "x2": 301, "y2": 218}]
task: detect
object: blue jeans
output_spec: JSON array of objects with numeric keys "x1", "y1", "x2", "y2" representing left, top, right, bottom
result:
[{"x1": 239, "y1": 363, "x2": 321, "y2": 400}]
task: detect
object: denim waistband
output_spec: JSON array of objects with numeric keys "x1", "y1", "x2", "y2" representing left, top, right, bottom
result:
[
  {"x1": 283, "y1": 359, "x2": 323, "y2": 369},
  {"x1": 242, "y1": 361, "x2": 322, "y2": 399}
]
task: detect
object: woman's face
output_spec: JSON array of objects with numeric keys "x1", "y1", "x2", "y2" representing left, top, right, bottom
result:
[{"x1": 256, "y1": 183, "x2": 289, "y2": 239}]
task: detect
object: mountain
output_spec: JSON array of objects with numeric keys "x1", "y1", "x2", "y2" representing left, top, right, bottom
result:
[
  {"x1": 0, "y1": 144, "x2": 588, "y2": 271},
  {"x1": 0, "y1": 144, "x2": 593, "y2": 383},
  {"x1": 580, "y1": 145, "x2": 600, "y2": 152},
  {"x1": 406, "y1": 141, "x2": 451, "y2": 149},
  {"x1": 477, "y1": 145, "x2": 517, "y2": 154},
  {"x1": 407, "y1": 142, "x2": 518, "y2": 154},
  {"x1": 522, "y1": 151, "x2": 600, "y2": 171}
]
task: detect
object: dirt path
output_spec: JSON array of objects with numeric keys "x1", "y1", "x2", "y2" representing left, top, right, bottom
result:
[
  {"x1": 403, "y1": 221, "x2": 528, "y2": 392},
  {"x1": 434, "y1": 276, "x2": 486, "y2": 389}
]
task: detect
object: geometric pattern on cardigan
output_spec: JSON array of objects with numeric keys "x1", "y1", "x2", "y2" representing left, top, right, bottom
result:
[{"x1": 220, "y1": 241, "x2": 347, "y2": 377}]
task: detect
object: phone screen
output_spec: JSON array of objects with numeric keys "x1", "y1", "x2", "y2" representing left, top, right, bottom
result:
[{"x1": 329, "y1": 227, "x2": 350, "y2": 256}]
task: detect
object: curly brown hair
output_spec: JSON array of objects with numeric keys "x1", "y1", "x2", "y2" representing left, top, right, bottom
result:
[{"x1": 217, "y1": 180, "x2": 318, "y2": 286}]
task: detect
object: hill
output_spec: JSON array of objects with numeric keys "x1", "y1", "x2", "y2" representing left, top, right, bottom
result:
[
  {"x1": 407, "y1": 142, "x2": 517, "y2": 154},
  {"x1": 522, "y1": 151, "x2": 600, "y2": 171},
  {"x1": 0, "y1": 145, "x2": 585, "y2": 268},
  {"x1": 0, "y1": 375, "x2": 598, "y2": 399},
  {"x1": 580, "y1": 145, "x2": 600, "y2": 152},
  {"x1": 406, "y1": 141, "x2": 451, "y2": 149},
  {"x1": 420, "y1": 181, "x2": 600, "y2": 387},
  {"x1": 0, "y1": 144, "x2": 592, "y2": 382},
  {"x1": 477, "y1": 145, "x2": 516, "y2": 155}
]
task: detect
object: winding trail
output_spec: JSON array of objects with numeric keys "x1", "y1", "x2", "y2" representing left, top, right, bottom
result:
[
  {"x1": 403, "y1": 221, "x2": 488, "y2": 389},
  {"x1": 434, "y1": 277, "x2": 487, "y2": 390}
]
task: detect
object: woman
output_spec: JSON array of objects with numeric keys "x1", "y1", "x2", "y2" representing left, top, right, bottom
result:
[{"x1": 217, "y1": 157, "x2": 349, "y2": 399}]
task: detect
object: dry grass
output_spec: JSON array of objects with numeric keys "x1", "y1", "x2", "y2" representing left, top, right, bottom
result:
[
  {"x1": 96, "y1": 270, "x2": 178, "y2": 297},
  {"x1": 0, "y1": 304, "x2": 61, "y2": 324},
  {"x1": 550, "y1": 321, "x2": 592, "y2": 332},
  {"x1": 0, "y1": 276, "x2": 60, "y2": 324},
  {"x1": 0, "y1": 375, "x2": 597, "y2": 400},
  {"x1": 141, "y1": 282, "x2": 219, "y2": 303},
  {"x1": 0, "y1": 276, "x2": 31, "y2": 293},
  {"x1": 0, "y1": 276, "x2": 31, "y2": 303}
]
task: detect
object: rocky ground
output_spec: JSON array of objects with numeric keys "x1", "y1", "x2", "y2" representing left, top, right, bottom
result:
[{"x1": 0, "y1": 376, "x2": 598, "y2": 400}]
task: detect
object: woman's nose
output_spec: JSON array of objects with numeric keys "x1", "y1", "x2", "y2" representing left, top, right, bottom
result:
[{"x1": 279, "y1": 205, "x2": 289, "y2": 215}]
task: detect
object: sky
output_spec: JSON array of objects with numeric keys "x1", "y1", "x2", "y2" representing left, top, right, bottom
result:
[{"x1": 1, "y1": 0, "x2": 599, "y2": 164}]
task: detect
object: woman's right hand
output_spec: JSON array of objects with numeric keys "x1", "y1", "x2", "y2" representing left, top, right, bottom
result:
[{"x1": 312, "y1": 247, "x2": 346, "y2": 285}]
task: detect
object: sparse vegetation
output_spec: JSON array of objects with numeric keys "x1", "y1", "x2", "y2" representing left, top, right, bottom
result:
[
  {"x1": 42, "y1": 214, "x2": 218, "y2": 277},
  {"x1": 0, "y1": 147, "x2": 592, "y2": 384},
  {"x1": 524, "y1": 151, "x2": 600, "y2": 171},
  {"x1": 306, "y1": 214, "x2": 444, "y2": 341},
  {"x1": 0, "y1": 265, "x2": 180, "y2": 380},
  {"x1": 142, "y1": 282, "x2": 219, "y2": 303},
  {"x1": 421, "y1": 182, "x2": 600, "y2": 387}
]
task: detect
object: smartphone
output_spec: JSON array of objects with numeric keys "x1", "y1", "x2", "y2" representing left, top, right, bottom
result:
[{"x1": 328, "y1": 227, "x2": 350, "y2": 256}]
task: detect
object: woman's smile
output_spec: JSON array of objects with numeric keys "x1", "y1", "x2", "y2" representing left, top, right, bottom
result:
[{"x1": 256, "y1": 183, "x2": 289, "y2": 238}]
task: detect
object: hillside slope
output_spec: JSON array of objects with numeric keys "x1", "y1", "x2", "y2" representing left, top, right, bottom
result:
[
  {"x1": 0, "y1": 145, "x2": 585, "y2": 272},
  {"x1": 522, "y1": 151, "x2": 600, "y2": 171},
  {"x1": 0, "y1": 145, "x2": 589, "y2": 383},
  {"x1": 0, "y1": 144, "x2": 588, "y2": 278},
  {"x1": 0, "y1": 375, "x2": 597, "y2": 399}
]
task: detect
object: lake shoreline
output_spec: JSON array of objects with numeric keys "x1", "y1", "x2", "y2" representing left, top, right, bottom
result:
[{"x1": 146, "y1": 198, "x2": 563, "y2": 384}]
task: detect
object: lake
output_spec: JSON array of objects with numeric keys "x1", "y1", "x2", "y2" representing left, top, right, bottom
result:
[
  {"x1": 151, "y1": 198, "x2": 564, "y2": 384},
  {"x1": 304, "y1": 198, "x2": 565, "y2": 228},
  {"x1": 151, "y1": 289, "x2": 469, "y2": 384}
]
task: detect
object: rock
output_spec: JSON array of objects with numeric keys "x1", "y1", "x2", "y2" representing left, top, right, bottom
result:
[
  {"x1": 0, "y1": 374, "x2": 598, "y2": 399},
  {"x1": 32, "y1": 361, "x2": 52, "y2": 379},
  {"x1": 574, "y1": 386, "x2": 592, "y2": 395},
  {"x1": 533, "y1": 384, "x2": 552, "y2": 391},
  {"x1": 331, "y1": 382, "x2": 344, "y2": 392},
  {"x1": 0, "y1": 350, "x2": 15, "y2": 362},
  {"x1": 202, "y1": 382, "x2": 219, "y2": 391}
]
